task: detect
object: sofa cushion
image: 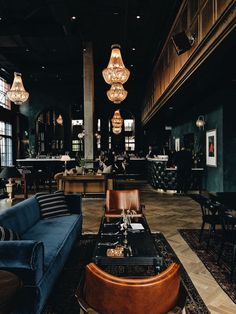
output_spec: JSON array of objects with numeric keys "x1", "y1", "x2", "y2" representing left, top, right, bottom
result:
[
  {"x1": 0, "y1": 197, "x2": 40, "y2": 234},
  {"x1": 22, "y1": 215, "x2": 82, "y2": 269},
  {"x1": 36, "y1": 191, "x2": 70, "y2": 219},
  {"x1": 0, "y1": 226, "x2": 21, "y2": 240}
]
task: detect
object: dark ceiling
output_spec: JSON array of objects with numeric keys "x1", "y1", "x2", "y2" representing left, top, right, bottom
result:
[{"x1": 0, "y1": 0, "x2": 182, "y2": 117}]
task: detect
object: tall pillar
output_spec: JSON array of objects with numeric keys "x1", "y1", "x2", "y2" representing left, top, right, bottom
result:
[
  {"x1": 83, "y1": 42, "x2": 94, "y2": 162},
  {"x1": 101, "y1": 114, "x2": 109, "y2": 151}
]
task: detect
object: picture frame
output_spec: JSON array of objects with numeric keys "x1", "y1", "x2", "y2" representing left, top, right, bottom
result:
[
  {"x1": 206, "y1": 129, "x2": 217, "y2": 167},
  {"x1": 175, "y1": 138, "x2": 180, "y2": 152}
]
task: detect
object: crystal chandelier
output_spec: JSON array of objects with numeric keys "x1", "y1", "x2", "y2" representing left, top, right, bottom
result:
[
  {"x1": 7, "y1": 72, "x2": 29, "y2": 104},
  {"x1": 112, "y1": 127, "x2": 122, "y2": 135},
  {"x1": 107, "y1": 83, "x2": 128, "y2": 104},
  {"x1": 111, "y1": 110, "x2": 123, "y2": 134},
  {"x1": 102, "y1": 44, "x2": 130, "y2": 85},
  {"x1": 56, "y1": 114, "x2": 63, "y2": 125}
]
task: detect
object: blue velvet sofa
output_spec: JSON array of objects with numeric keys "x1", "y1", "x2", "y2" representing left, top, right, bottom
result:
[{"x1": 0, "y1": 193, "x2": 83, "y2": 314}]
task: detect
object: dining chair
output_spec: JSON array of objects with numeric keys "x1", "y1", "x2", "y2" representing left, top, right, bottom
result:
[
  {"x1": 76, "y1": 262, "x2": 186, "y2": 314},
  {"x1": 217, "y1": 208, "x2": 236, "y2": 280},
  {"x1": 104, "y1": 189, "x2": 144, "y2": 219},
  {"x1": 199, "y1": 198, "x2": 222, "y2": 250}
]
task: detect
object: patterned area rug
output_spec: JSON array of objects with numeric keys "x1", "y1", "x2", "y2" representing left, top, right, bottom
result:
[
  {"x1": 179, "y1": 229, "x2": 236, "y2": 304},
  {"x1": 43, "y1": 233, "x2": 209, "y2": 314}
]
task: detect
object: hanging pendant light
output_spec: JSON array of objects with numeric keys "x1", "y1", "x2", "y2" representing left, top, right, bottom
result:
[
  {"x1": 107, "y1": 83, "x2": 128, "y2": 104},
  {"x1": 112, "y1": 127, "x2": 122, "y2": 135},
  {"x1": 111, "y1": 110, "x2": 123, "y2": 134},
  {"x1": 7, "y1": 72, "x2": 29, "y2": 104},
  {"x1": 102, "y1": 44, "x2": 130, "y2": 85}
]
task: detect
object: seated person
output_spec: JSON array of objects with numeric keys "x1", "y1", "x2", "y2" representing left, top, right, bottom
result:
[
  {"x1": 98, "y1": 159, "x2": 113, "y2": 174},
  {"x1": 146, "y1": 145, "x2": 157, "y2": 158},
  {"x1": 113, "y1": 156, "x2": 126, "y2": 174}
]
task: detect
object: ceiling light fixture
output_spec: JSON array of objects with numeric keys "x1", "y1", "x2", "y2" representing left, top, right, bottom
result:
[
  {"x1": 136, "y1": 15, "x2": 141, "y2": 19},
  {"x1": 56, "y1": 114, "x2": 63, "y2": 125},
  {"x1": 102, "y1": 44, "x2": 130, "y2": 85},
  {"x1": 107, "y1": 83, "x2": 128, "y2": 104},
  {"x1": 111, "y1": 110, "x2": 123, "y2": 134},
  {"x1": 7, "y1": 72, "x2": 29, "y2": 104}
]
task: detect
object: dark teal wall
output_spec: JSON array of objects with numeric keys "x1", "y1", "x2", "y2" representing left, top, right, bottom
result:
[
  {"x1": 171, "y1": 94, "x2": 224, "y2": 192},
  {"x1": 171, "y1": 89, "x2": 236, "y2": 192},
  {"x1": 19, "y1": 89, "x2": 72, "y2": 153},
  {"x1": 204, "y1": 105, "x2": 223, "y2": 192},
  {"x1": 222, "y1": 90, "x2": 236, "y2": 192}
]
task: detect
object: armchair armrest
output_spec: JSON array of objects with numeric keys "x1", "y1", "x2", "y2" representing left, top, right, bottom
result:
[
  {"x1": 0, "y1": 240, "x2": 44, "y2": 285},
  {"x1": 75, "y1": 272, "x2": 100, "y2": 314},
  {"x1": 65, "y1": 193, "x2": 82, "y2": 214}
]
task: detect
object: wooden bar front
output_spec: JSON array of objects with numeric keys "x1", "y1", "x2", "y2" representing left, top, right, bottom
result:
[{"x1": 61, "y1": 174, "x2": 107, "y2": 195}]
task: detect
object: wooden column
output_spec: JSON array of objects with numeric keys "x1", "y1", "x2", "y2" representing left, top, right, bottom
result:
[{"x1": 83, "y1": 42, "x2": 94, "y2": 163}]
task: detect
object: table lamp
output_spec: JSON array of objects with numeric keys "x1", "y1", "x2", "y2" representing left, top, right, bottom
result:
[
  {"x1": 60, "y1": 155, "x2": 71, "y2": 175},
  {"x1": 0, "y1": 166, "x2": 22, "y2": 203}
]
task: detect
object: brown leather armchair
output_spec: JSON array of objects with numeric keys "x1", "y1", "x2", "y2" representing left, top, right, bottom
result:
[
  {"x1": 76, "y1": 262, "x2": 185, "y2": 314},
  {"x1": 105, "y1": 189, "x2": 144, "y2": 219},
  {"x1": 54, "y1": 172, "x2": 64, "y2": 190}
]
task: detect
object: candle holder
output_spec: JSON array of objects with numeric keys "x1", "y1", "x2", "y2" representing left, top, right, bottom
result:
[{"x1": 121, "y1": 209, "x2": 132, "y2": 252}]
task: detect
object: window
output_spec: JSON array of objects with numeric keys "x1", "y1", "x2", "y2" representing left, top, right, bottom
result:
[
  {"x1": 96, "y1": 136, "x2": 101, "y2": 150},
  {"x1": 124, "y1": 119, "x2": 134, "y2": 132},
  {"x1": 0, "y1": 77, "x2": 11, "y2": 110},
  {"x1": 97, "y1": 119, "x2": 101, "y2": 131},
  {"x1": 72, "y1": 139, "x2": 83, "y2": 153},
  {"x1": 125, "y1": 136, "x2": 135, "y2": 152},
  {"x1": 109, "y1": 136, "x2": 111, "y2": 149},
  {"x1": 72, "y1": 119, "x2": 83, "y2": 126},
  {"x1": 0, "y1": 121, "x2": 13, "y2": 166}
]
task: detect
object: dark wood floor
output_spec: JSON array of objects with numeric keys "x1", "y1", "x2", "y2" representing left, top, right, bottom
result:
[{"x1": 0, "y1": 180, "x2": 235, "y2": 313}]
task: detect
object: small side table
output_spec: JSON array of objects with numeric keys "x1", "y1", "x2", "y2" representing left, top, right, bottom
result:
[{"x1": 0, "y1": 270, "x2": 22, "y2": 314}]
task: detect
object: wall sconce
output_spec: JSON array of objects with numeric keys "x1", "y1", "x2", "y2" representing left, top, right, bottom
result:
[{"x1": 196, "y1": 115, "x2": 206, "y2": 129}]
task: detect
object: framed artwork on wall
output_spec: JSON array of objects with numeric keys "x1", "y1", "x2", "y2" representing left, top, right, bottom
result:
[
  {"x1": 206, "y1": 129, "x2": 217, "y2": 167},
  {"x1": 175, "y1": 138, "x2": 180, "y2": 151}
]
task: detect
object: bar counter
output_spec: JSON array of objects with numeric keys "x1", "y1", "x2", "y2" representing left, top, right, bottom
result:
[{"x1": 147, "y1": 158, "x2": 204, "y2": 192}]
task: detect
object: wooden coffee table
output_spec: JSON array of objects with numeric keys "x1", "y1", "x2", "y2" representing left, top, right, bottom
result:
[{"x1": 92, "y1": 216, "x2": 163, "y2": 274}]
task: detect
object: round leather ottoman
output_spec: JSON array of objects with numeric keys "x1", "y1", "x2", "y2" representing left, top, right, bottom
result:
[{"x1": 0, "y1": 270, "x2": 22, "y2": 314}]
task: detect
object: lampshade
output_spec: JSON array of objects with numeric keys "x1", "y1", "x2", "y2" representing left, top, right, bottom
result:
[
  {"x1": 102, "y1": 44, "x2": 130, "y2": 85},
  {"x1": 60, "y1": 155, "x2": 71, "y2": 162},
  {"x1": 107, "y1": 83, "x2": 128, "y2": 103},
  {"x1": 7, "y1": 72, "x2": 29, "y2": 104},
  {"x1": 0, "y1": 166, "x2": 22, "y2": 179}
]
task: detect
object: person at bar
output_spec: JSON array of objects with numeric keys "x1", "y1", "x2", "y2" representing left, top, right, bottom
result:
[{"x1": 174, "y1": 146, "x2": 192, "y2": 195}]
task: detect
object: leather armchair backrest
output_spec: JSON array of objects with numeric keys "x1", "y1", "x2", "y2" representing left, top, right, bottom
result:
[
  {"x1": 105, "y1": 189, "x2": 141, "y2": 213},
  {"x1": 83, "y1": 262, "x2": 181, "y2": 314}
]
